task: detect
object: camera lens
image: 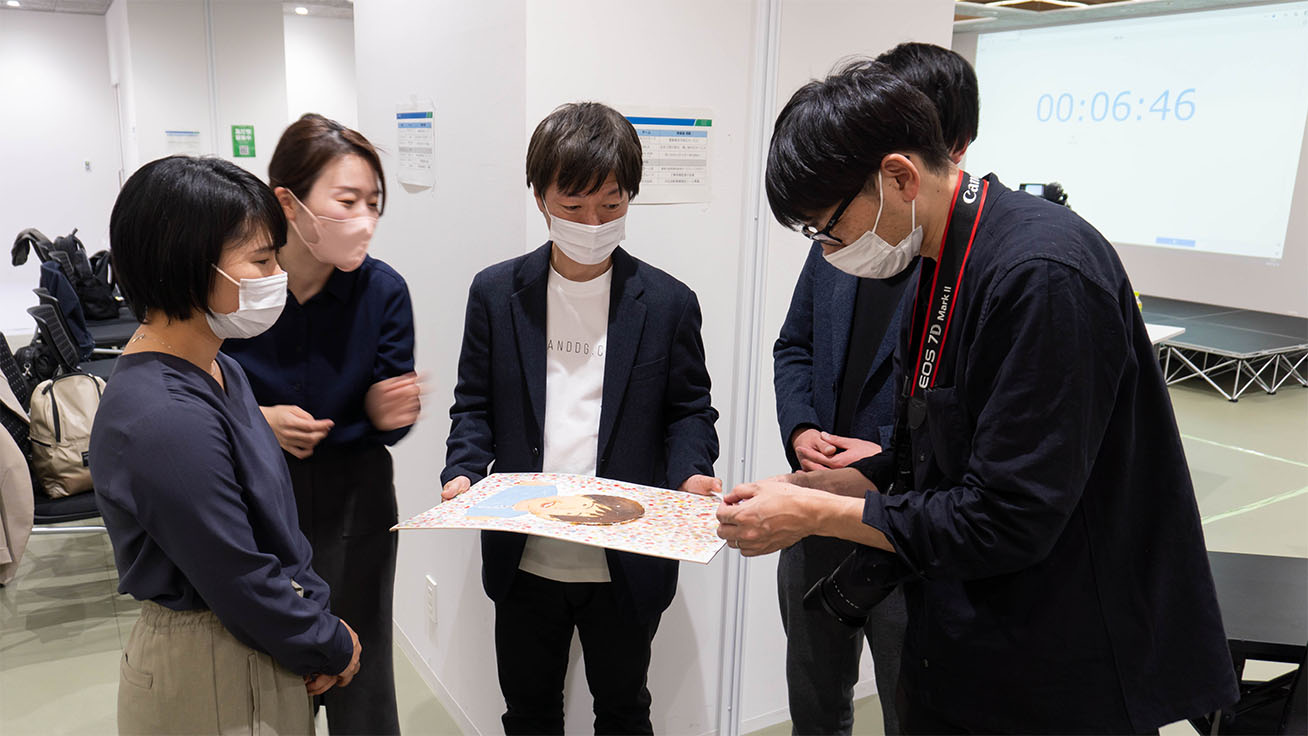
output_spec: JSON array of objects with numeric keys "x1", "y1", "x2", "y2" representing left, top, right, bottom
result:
[{"x1": 802, "y1": 546, "x2": 902, "y2": 627}]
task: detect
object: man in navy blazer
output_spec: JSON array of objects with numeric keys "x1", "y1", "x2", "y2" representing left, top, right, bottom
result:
[
  {"x1": 441, "y1": 102, "x2": 719, "y2": 736},
  {"x1": 771, "y1": 43, "x2": 978, "y2": 735}
]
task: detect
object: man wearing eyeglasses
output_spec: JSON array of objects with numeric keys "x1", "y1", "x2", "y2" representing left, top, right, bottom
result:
[
  {"x1": 772, "y1": 43, "x2": 979, "y2": 736},
  {"x1": 721, "y1": 60, "x2": 1237, "y2": 734}
]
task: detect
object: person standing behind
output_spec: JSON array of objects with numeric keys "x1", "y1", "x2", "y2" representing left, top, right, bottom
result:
[
  {"x1": 771, "y1": 42, "x2": 979, "y2": 735},
  {"x1": 441, "y1": 102, "x2": 720, "y2": 735},
  {"x1": 90, "y1": 155, "x2": 361, "y2": 735},
  {"x1": 224, "y1": 114, "x2": 419, "y2": 735}
]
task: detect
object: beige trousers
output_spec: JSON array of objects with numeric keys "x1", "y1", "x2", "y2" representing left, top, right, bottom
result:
[{"x1": 118, "y1": 601, "x2": 314, "y2": 735}]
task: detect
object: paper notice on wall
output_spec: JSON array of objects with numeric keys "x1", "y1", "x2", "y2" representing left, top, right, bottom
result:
[
  {"x1": 396, "y1": 99, "x2": 436, "y2": 188},
  {"x1": 164, "y1": 130, "x2": 203, "y2": 156},
  {"x1": 622, "y1": 108, "x2": 712, "y2": 204},
  {"x1": 230, "y1": 125, "x2": 255, "y2": 158}
]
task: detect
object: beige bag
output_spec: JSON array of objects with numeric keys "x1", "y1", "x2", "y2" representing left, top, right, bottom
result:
[{"x1": 29, "y1": 372, "x2": 105, "y2": 498}]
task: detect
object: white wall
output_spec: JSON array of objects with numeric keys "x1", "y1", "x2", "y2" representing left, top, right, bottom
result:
[
  {"x1": 118, "y1": 0, "x2": 212, "y2": 168},
  {"x1": 524, "y1": 2, "x2": 759, "y2": 733},
  {"x1": 284, "y1": 13, "x2": 357, "y2": 130},
  {"x1": 737, "y1": 2, "x2": 955, "y2": 731},
  {"x1": 356, "y1": 1, "x2": 765, "y2": 732},
  {"x1": 211, "y1": 0, "x2": 288, "y2": 181},
  {"x1": 106, "y1": 0, "x2": 139, "y2": 184},
  {"x1": 353, "y1": 2, "x2": 528, "y2": 734},
  {"x1": 0, "y1": 9, "x2": 121, "y2": 338},
  {"x1": 357, "y1": 1, "x2": 957, "y2": 733},
  {"x1": 109, "y1": 0, "x2": 289, "y2": 181}
]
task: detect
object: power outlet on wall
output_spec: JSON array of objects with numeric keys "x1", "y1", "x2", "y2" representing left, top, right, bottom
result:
[{"x1": 425, "y1": 574, "x2": 438, "y2": 625}]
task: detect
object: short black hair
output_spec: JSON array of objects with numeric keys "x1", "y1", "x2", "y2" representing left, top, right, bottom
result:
[
  {"x1": 765, "y1": 60, "x2": 952, "y2": 230},
  {"x1": 526, "y1": 102, "x2": 643, "y2": 198},
  {"x1": 875, "y1": 42, "x2": 980, "y2": 153},
  {"x1": 111, "y1": 156, "x2": 287, "y2": 322}
]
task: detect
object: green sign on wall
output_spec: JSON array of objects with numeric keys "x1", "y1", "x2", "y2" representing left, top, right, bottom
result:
[{"x1": 231, "y1": 125, "x2": 255, "y2": 158}]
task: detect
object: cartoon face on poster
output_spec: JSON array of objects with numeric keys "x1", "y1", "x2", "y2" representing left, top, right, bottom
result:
[
  {"x1": 394, "y1": 473, "x2": 724, "y2": 564},
  {"x1": 465, "y1": 483, "x2": 646, "y2": 525}
]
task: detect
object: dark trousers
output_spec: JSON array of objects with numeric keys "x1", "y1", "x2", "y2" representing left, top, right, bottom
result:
[
  {"x1": 896, "y1": 686, "x2": 971, "y2": 735},
  {"x1": 494, "y1": 571, "x2": 660, "y2": 735},
  {"x1": 286, "y1": 444, "x2": 400, "y2": 735},
  {"x1": 894, "y1": 686, "x2": 1161, "y2": 736},
  {"x1": 779, "y1": 536, "x2": 907, "y2": 735}
]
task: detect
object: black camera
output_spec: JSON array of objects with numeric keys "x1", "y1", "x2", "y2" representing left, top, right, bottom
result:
[
  {"x1": 802, "y1": 545, "x2": 902, "y2": 628},
  {"x1": 1020, "y1": 181, "x2": 1069, "y2": 207}
]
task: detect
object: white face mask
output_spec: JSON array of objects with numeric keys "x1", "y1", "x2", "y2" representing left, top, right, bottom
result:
[
  {"x1": 206, "y1": 266, "x2": 288, "y2": 340},
  {"x1": 547, "y1": 208, "x2": 626, "y2": 266},
  {"x1": 823, "y1": 172, "x2": 924, "y2": 279}
]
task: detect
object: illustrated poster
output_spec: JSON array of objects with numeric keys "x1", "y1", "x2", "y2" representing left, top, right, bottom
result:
[{"x1": 394, "y1": 473, "x2": 725, "y2": 564}]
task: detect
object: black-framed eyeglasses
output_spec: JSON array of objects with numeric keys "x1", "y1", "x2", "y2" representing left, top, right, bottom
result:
[{"x1": 801, "y1": 192, "x2": 857, "y2": 246}]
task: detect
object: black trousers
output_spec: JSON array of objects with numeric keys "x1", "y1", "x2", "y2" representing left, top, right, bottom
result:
[
  {"x1": 895, "y1": 687, "x2": 1161, "y2": 736},
  {"x1": 779, "y1": 535, "x2": 907, "y2": 735},
  {"x1": 896, "y1": 686, "x2": 973, "y2": 735},
  {"x1": 286, "y1": 444, "x2": 400, "y2": 735},
  {"x1": 494, "y1": 571, "x2": 661, "y2": 735}
]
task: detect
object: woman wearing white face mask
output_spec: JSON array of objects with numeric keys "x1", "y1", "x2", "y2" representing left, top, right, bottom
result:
[
  {"x1": 89, "y1": 156, "x2": 362, "y2": 734},
  {"x1": 223, "y1": 114, "x2": 416, "y2": 735}
]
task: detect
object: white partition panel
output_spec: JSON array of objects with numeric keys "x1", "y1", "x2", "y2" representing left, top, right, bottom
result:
[
  {"x1": 523, "y1": 2, "x2": 759, "y2": 733},
  {"x1": 354, "y1": 2, "x2": 529, "y2": 733},
  {"x1": 354, "y1": 1, "x2": 954, "y2": 733}
]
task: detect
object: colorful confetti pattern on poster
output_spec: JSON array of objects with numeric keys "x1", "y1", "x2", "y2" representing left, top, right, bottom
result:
[{"x1": 394, "y1": 473, "x2": 726, "y2": 564}]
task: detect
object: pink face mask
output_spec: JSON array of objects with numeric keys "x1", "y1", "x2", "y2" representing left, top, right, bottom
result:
[{"x1": 288, "y1": 192, "x2": 378, "y2": 272}]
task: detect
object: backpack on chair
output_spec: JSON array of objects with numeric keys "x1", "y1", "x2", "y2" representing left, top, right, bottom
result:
[{"x1": 28, "y1": 372, "x2": 105, "y2": 498}]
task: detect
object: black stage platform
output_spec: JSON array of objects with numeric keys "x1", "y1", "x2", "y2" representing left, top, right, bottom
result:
[{"x1": 1141, "y1": 296, "x2": 1308, "y2": 401}]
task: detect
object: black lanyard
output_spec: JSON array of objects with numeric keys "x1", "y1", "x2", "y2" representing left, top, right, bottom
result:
[{"x1": 890, "y1": 171, "x2": 989, "y2": 493}]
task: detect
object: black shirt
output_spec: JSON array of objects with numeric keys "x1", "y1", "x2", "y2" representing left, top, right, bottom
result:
[
  {"x1": 851, "y1": 176, "x2": 1237, "y2": 732},
  {"x1": 224, "y1": 256, "x2": 416, "y2": 449},
  {"x1": 89, "y1": 352, "x2": 353, "y2": 676},
  {"x1": 833, "y1": 268, "x2": 914, "y2": 436}
]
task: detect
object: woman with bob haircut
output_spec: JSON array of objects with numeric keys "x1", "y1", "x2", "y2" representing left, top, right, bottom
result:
[{"x1": 89, "y1": 155, "x2": 361, "y2": 735}]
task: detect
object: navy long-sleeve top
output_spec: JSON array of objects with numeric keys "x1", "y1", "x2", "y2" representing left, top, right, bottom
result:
[
  {"x1": 224, "y1": 256, "x2": 416, "y2": 449},
  {"x1": 89, "y1": 352, "x2": 353, "y2": 676},
  {"x1": 849, "y1": 175, "x2": 1237, "y2": 732}
]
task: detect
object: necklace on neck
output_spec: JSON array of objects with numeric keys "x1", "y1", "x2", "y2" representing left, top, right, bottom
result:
[
  {"x1": 130, "y1": 330, "x2": 177, "y2": 352},
  {"x1": 132, "y1": 331, "x2": 224, "y2": 386}
]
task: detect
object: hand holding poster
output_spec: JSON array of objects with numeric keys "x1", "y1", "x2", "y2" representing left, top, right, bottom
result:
[{"x1": 394, "y1": 473, "x2": 726, "y2": 564}]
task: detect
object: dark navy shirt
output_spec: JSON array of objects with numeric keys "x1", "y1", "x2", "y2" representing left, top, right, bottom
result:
[
  {"x1": 851, "y1": 176, "x2": 1238, "y2": 732},
  {"x1": 89, "y1": 352, "x2": 353, "y2": 676},
  {"x1": 224, "y1": 256, "x2": 416, "y2": 449}
]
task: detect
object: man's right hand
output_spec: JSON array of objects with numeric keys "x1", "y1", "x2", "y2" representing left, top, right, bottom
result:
[
  {"x1": 335, "y1": 620, "x2": 362, "y2": 687},
  {"x1": 791, "y1": 427, "x2": 837, "y2": 471},
  {"x1": 441, "y1": 475, "x2": 471, "y2": 501},
  {"x1": 260, "y1": 405, "x2": 333, "y2": 459}
]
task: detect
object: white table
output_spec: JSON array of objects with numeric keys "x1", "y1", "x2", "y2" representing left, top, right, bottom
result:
[{"x1": 1146, "y1": 323, "x2": 1185, "y2": 345}]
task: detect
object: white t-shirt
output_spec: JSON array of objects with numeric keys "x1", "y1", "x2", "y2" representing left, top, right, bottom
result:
[{"x1": 517, "y1": 265, "x2": 613, "y2": 583}]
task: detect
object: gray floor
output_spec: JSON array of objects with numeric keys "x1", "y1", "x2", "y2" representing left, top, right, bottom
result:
[
  {"x1": 2, "y1": 381, "x2": 1304, "y2": 735},
  {"x1": 0, "y1": 531, "x2": 457, "y2": 736}
]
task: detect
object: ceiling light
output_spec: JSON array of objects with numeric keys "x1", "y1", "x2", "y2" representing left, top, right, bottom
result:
[
  {"x1": 6, "y1": 1, "x2": 21, "y2": 7},
  {"x1": 294, "y1": 6, "x2": 308, "y2": 15}
]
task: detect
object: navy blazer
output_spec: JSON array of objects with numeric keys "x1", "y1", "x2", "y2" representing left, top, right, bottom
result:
[
  {"x1": 442, "y1": 243, "x2": 719, "y2": 621},
  {"x1": 772, "y1": 243, "x2": 914, "y2": 469}
]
